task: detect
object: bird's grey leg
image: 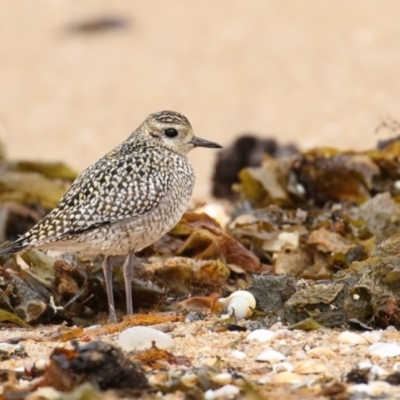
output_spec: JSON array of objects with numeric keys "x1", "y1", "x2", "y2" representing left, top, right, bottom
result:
[
  {"x1": 102, "y1": 256, "x2": 117, "y2": 323},
  {"x1": 122, "y1": 250, "x2": 135, "y2": 315}
]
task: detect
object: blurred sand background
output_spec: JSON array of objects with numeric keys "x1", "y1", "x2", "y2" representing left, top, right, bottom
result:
[{"x1": 1, "y1": 1, "x2": 400, "y2": 200}]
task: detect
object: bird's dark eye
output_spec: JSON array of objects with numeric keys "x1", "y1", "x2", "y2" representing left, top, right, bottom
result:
[{"x1": 164, "y1": 128, "x2": 178, "y2": 138}]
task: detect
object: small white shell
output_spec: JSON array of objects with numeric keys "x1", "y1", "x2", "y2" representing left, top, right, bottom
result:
[
  {"x1": 256, "y1": 349, "x2": 287, "y2": 363},
  {"x1": 368, "y1": 342, "x2": 400, "y2": 358},
  {"x1": 224, "y1": 290, "x2": 256, "y2": 320},
  {"x1": 247, "y1": 329, "x2": 275, "y2": 342}
]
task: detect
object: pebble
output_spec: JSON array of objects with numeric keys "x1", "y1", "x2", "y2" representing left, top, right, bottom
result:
[
  {"x1": 277, "y1": 344, "x2": 292, "y2": 356},
  {"x1": 256, "y1": 349, "x2": 286, "y2": 363},
  {"x1": 118, "y1": 326, "x2": 175, "y2": 351},
  {"x1": 368, "y1": 342, "x2": 400, "y2": 358},
  {"x1": 293, "y1": 349, "x2": 307, "y2": 360},
  {"x1": 0, "y1": 342, "x2": 24, "y2": 356},
  {"x1": 273, "y1": 329, "x2": 293, "y2": 339},
  {"x1": 230, "y1": 350, "x2": 247, "y2": 359},
  {"x1": 247, "y1": 329, "x2": 275, "y2": 342},
  {"x1": 205, "y1": 384, "x2": 240, "y2": 400},
  {"x1": 337, "y1": 331, "x2": 368, "y2": 345},
  {"x1": 269, "y1": 322, "x2": 284, "y2": 331}
]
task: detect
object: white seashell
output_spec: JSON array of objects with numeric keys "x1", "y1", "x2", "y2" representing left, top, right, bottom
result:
[
  {"x1": 205, "y1": 384, "x2": 240, "y2": 400},
  {"x1": 230, "y1": 350, "x2": 247, "y2": 359},
  {"x1": 34, "y1": 359, "x2": 49, "y2": 371},
  {"x1": 338, "y1": 331, "x2": 368, "y2": 345},
  {"x1": 118, "y1": 326, "x2": 175, "y2": 351},
  {"x1": 224, "y1": 290, "x2": 256, "y2": 320},
  {"x1": 370, "y1": 365, "x2": 388, "y2": 378},
  {"x1": 368, "y1": 342, "x2": 400, "y2": 358},
  {"x1": 247, "y1": 329, "x2": 275, "y2": 342},
  {"x1": 361, "y1": 331, "x2": 382, "y2": 344},
  {"x1": 357, "y1": 361, "x2": 373, "y2": 369},
  {"x1": 256, "y1": 349, "x2": 286, "y2": 363},
  {"x1": 272, "y1": 362, "x2": 295, "y2": 373}
]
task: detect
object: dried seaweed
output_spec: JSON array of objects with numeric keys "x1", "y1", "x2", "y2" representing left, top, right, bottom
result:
[{"x1": 2, "y1": 134, "x2": 400, "y2": 333}]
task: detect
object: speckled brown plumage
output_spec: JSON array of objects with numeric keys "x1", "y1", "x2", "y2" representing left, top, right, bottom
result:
[{"x1": 0, "y1": 110, "x2": 222, "y2": 321}]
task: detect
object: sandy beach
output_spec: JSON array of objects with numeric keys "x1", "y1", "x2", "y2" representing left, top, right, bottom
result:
[{"x1": 1, "y1": 1, "x2": 400, "y2": 200}]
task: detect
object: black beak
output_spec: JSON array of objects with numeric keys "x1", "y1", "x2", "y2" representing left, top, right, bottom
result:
[{"x1": 190, "y1": 136, "x2": 222, "y2": 149}]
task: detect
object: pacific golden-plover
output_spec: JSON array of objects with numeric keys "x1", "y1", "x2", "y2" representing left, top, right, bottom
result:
[{"x1": 0, "y1": 111, "x2": 222, "y2": 322}]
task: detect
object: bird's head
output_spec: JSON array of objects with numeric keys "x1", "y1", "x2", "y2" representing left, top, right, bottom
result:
[{"x1": 139, "y1": 110, "x2": 222, "y2": 155}]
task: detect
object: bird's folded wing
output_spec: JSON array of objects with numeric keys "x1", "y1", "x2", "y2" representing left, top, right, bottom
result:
[{"x1": 22, "y1": 151, "x2": 173, "y2": 244}]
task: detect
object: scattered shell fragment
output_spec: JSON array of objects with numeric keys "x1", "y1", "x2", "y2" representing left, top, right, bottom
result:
[
  {"x1": 149, "y1": 372, "x2": 169, "y2": 386},
  {"x1": 393, "y1": 362, "x2": 400, "y2": 371},
  {"x1": 205, "y1": 384, "x2": 240, "y2": 400},
  {"x1": 256, "y1": 349, "x2": 286, "y2": 363},
  {"x1": 273, "y1": 329, "x2": 293, "y2": 339},
  {"x1": 347, "y1": 381, "x2": 393, "y2": 396},
  {"x1": 307, "y1": 346, "x2": 337, "y2": 358},
  {"x1": 230, "y1": 350, "x2": 247, "y2": 359},
  {"x1": 212, "y1": 373, "x2": 233, "y2": 385},
  {"x1": 338, "y1": 331, "x2": 369, "y2": 345},
  {"x1": 247, "y1": 329, "x2": 274, "y2": 342},
  {"x1": 223, "y1": 290, "x2": 256, "y2": 320},
  {"x1": 273, "y1": 371, "x2": 304, "y2": 384},
  {"x1": 180, "y1": 373, "x2": 198, "y2": 388},
  {"x1": 278, "y1": 231, "x2": 300, "y2": 248},
  {"x1": 118, "y1": 326, "x2": 175, "y2": 351},
  {"x1": 272, "y1": 362, "x2": 295, "y2": 373},
  {"x1": 34, "y1": 358, "x2": 49, "y2": 371},
  {"x1": 361, "y1": 331, "x2": 382, "y2": 344},
  {"x1": 358, "y1": 360, "x2": 388, "y2": 380},
  {"x1": 368, "y1": 342, "x2": 400, "y2": 358},
  {"x1": 294, "y1": 359, "x2": 328, "y2": 374}
]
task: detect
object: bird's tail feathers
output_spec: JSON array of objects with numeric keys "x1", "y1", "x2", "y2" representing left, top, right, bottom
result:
[{"x1": 0, "y1": 237, "x2": 29, "y2": 256}]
